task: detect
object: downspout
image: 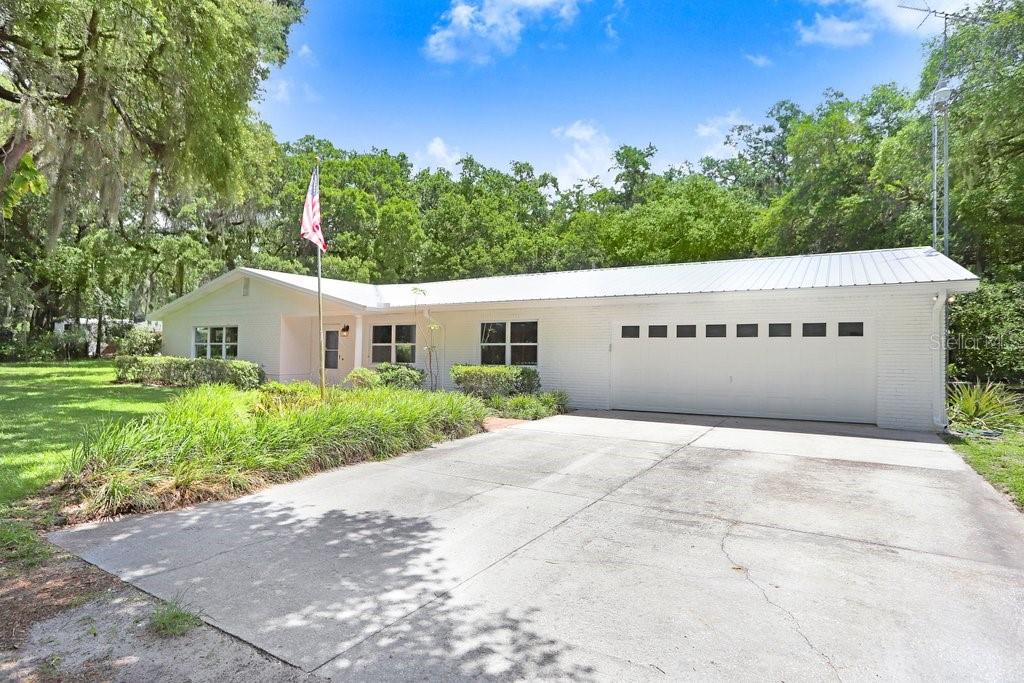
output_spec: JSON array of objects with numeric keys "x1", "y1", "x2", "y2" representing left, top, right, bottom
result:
[{"x1": 932, "y1": 289, "x2": 948, "y2": 430}]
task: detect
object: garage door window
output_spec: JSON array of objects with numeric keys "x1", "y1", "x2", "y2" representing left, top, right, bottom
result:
[
  {"x1": 802, "y1": 322, "x2": 827, "y2": 337},
  {"x1": 481, "y1": 321, "x2": 537, "y2": 365},
  {"x1": 372, "y1": 324, "x2": 416, "y2": 363},
  {"x1": 676, "y1": 324, "x2": 696, "y2": 338},
  {"x1": 194, "y1": 326, "x2": 238, "y2": 359},
  {"x1": 769, "y1": 323, "x2": 791, "y2": 337},
  {"x1": 648, "y1": 325, "x2": 668, "y2": 338},
  {"x1": 736, "y1": 324, "x2": 758, "y2": 338},
  {"x1": 621, "y1": 325, "x2": 640, "y2": 338},
  {"x1": 838, "y1": 322, "x2": 864, "y2": 337},
  {"x1": 706, "y1": 324, "x2": 726, "y2": 338}
]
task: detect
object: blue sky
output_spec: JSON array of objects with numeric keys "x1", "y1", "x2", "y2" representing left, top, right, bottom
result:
[{"x1": 256, "y1": 1, "x2": 962, "y2": 186}]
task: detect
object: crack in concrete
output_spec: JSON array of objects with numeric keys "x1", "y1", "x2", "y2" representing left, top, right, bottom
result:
[
  {"x1": 420, "y1": 484, "x2": 505, "y2": 515},
  {"x1": 311, "y1": 418, "x2": 727, "y2": 675},
  {"x1": 719, "y1": 522, "x2": 842, "y2": 682}
]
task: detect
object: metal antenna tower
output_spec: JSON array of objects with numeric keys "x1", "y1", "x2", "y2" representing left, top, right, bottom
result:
[{"x1": 897, "y1": 3, "x2": 983, "y2": 256}]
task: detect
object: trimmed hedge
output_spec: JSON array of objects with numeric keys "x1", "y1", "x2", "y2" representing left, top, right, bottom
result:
[
  {"x1": 450, "y1": 364, "x2": 541, "y2": 398},
  {"x1": 375, "y1": 362, "x2": 425, "y2": 389},
  {"x1": 345, "y1": 367, "x2": 382, "y2": 388},
  {"x1": 487, "y1": 391, "x2": 569, "y2": 419},
  {"x1": 115, "y1": 355, "x2": 265, "y2": 389},
  {"x1": 344, "y1": 363, "x2": 424, "y2": 389}
]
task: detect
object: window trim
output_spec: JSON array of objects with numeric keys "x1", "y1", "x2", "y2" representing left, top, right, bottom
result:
[
  {"x1": 676, "y1": 324, "x2": 696, "y2": 338},
  {"x1": 621, "y1": 325, "x2": 640, "y2": 339},
  {"x1": 768, "y1": 323, "x2": 792, "y2": 338},
  {"x1": 371, "y1": 323, "x2": 417, "y2": 364},
  {"x1": 648, "y1": 324, "x2": 668, "y2": 338},
  {"x1": 193, "y1": 325, "x2": 239, "y2": 359},
  {"x1": 480, "y1": 320, "x2": 538, "y2": 366}
]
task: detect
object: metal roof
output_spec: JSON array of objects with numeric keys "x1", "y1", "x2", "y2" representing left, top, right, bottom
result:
[{"x1": 151, "y1": 247, "x2": 978, "y2": 318}]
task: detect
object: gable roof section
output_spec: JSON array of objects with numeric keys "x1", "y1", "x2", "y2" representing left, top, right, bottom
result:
[
  {"x1": 150, "y1": 247, "x2": 978, "y2": 318},
  {"x1": 148, "y1": 267, "x2": 382, "y2": 319}
]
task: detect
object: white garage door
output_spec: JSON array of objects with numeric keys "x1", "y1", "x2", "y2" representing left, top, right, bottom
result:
[{"x1": 610, "y1": 317, "x2": 876, "y2": 424}]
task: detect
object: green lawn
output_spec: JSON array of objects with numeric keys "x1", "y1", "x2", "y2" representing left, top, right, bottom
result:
[
  {"x1": 952, "y1": 430, "x2": 1024, "y2": 511},
  {"x1": 0, "y1": 361, "x2": 177, "y2": 506}
]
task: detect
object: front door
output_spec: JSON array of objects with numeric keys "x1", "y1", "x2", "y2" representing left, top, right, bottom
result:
[
  {"x1": 322, "y1": 324, "x2": 356, "y2": 384},
  {"x1": 323, "y1": 328, "x2": 343, "y2": 384}
]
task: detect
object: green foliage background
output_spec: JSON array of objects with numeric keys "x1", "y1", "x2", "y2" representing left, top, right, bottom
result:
[{"x1": 2, "y1": 1, "x2": 1023, "y2": 380}]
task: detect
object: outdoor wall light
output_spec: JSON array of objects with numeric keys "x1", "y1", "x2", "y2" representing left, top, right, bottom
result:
[
  {"x1": 341, "y1": 324, "x2": 350, "y2": 337},
  {"x1": 947, "y1": 295, "x2": 956, "y2": 304}
]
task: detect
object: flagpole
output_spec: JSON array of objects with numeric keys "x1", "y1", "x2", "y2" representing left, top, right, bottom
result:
[{"x1": 315, "y1": 159, "x2": 326, "y2": 401}]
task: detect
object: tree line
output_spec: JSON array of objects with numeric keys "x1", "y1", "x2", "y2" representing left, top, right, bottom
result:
[{"x1": 1, "y1": 1, "x2": 1022, "y2": 373}]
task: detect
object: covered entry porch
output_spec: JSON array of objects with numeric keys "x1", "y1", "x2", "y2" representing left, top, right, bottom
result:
[{"x1": 279, "y1": 313, "x2": 366, "y2": 384}]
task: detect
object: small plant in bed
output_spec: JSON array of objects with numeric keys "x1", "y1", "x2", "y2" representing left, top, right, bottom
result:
[
  {"x1": 63, "y1": 383, "x2": 488, "y2": 519},
  {"x1": 487, "y1": 392, "x2": 569, "y2": 420}
]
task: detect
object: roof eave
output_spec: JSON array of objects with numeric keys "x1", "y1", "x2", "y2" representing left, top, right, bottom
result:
[{"x1": 147, "y1": 268, "x2": 376, "y2": 321}]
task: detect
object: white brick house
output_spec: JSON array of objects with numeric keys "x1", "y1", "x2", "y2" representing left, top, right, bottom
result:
[{"x1": 149, "y1": 247, "x2": 978, "y2": 431}]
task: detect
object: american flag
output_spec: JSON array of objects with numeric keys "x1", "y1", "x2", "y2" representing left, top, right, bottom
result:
[{"x1": 300, "y1": 165, "x2": 327, "y2": 252}]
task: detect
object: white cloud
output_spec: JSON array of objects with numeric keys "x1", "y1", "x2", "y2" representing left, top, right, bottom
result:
[
  {"x1": 301, "y1": 83, "x2": 321, "y2": 103},
  {"x1": 425, "y1": 0, "x2": 589, "y2": 65},
  {"x1": 297, "y1": 43, "x2": 318, "y2": 65},
  {"x1": 603, "y1": 0, "x2": 626, "y2": 44},
  {"x1": 695, "y1": 110, "x2": 748, "y2": 159},
  {"x1": 551, "y1": 119, "x2": 614, "y2": 187},
  {"x1": 797, "y1": 13, "x2": 873, "y2": 47},
  {"x1": 269, "y1": 79, "x2": 291, "y2": 103},
  {"x1": 796, "y1": 1, "x2": 974, "y2": 47},
  {"x1": 743, "y1": 53, "x2": 772, "y2": 68},
  {"x1": 425, "y1": 136, "x2": 462, "y2": 170},
  {"x1": 855, "y1": 0, "x2": 973, "y2": 33}
]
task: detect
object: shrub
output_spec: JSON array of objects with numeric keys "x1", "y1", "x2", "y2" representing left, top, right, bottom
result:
[
  {"x1": 118, "y1": 327, "x2": 162, "y2": 356},
  {"x1": 114, "y1": 355, "x2": 265, "y2": 389},
  {"x1": 947, "y1": 382, "x2": 1023, "y2": 433},
  {"x1": 948, "y1": 282, "x2": 1024, "y2": 384},
  {"x1": 0, "y1": 331, "x2": 62, "y2": 362},
  {"x1": 54, "y1": 328, "x2": 89, "y2": 360},
  {"x1": 345, "y1": 367, "x2": 382, "y2": 389},
  {"x1": 487, "y1": 391, "x2": 569, "y2": 420},
  {"x1": 64, "y1": 385, "x2": 488, "y2": 518},
  {"x1": 375, "y1": 362, "x2": 425, "y2": 389},
  {"x1": 450, "y1": 364, "x2": 541, "y2": 398}
]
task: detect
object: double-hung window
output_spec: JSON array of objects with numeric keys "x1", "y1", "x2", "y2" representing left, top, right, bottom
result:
[
  {"x1": 480, "y1": 321, "x2": 538, "y2": 365},
  {"x1": 371, "y1": 324, "x2": 416, "y2": 364},
  {"x1": 194, "y1": 326, "x2": 238, "y2": 359}
]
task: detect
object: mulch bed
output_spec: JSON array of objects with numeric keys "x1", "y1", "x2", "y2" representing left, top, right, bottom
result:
[{"x1": 482, "y1": 416, "x2": 528, "y2": 432}]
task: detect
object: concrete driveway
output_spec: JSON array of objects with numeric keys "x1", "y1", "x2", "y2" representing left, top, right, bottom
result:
[{"x1": 52, "y1": 411, "x2": 1024, "y2": 681}]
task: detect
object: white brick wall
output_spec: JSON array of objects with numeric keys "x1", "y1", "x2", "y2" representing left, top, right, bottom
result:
[
  {"x1": 161, "y1": 276, "x2": 320, "y2": 379},
  {"x1": 160, "y1": 280, "x2": 951, "y2": 431}
]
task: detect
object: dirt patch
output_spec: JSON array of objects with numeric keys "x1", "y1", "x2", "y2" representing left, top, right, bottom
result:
[
  {"x1": 483, "y1": 416, "x2": 528, "y2": 432},
  {"x1": 0, "y1": 583, "x2": 314, "y2": 682},
  {"x1": 0, "y1": 557, "x2": 119, "y2": 651}
]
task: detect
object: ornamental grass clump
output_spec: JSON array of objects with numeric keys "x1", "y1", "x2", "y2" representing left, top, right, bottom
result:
[
  {"x1": 947, "y1": 382, "x2": 1023, "y2": 435},
  {"x1": 65, "y1": 383, "x2": 488, "y2": 519}
]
